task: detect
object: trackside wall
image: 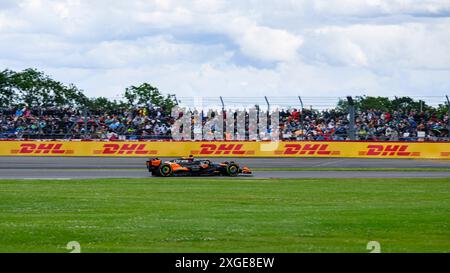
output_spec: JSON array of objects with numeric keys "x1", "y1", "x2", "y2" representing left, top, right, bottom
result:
[{"x1": 1, "y1": 140, "x2": 450, "y2": 159}]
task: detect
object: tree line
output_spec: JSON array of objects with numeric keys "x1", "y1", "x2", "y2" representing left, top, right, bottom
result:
[
  {"x1": 0, "y1": 68, "x2": 176, "y2": 111},
  {"x1": 1, "y1": 68, "x2": 448, "y2": 116},
  {"x1": 337, "y1": 96, "x2": 448, "y2": 116}
]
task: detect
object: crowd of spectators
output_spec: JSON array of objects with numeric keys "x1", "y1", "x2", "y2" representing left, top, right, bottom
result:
[
  {"x1": 279, "y1": 108, "x2": 449, "y2": 141},
  {"x1": 1, "y1": 106, "x2": 448, "y2": 141},
  {"x1": 0, "y1": 106, "x2": 173, "y2": 140}
]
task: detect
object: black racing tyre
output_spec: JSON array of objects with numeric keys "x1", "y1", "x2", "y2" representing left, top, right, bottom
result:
[
  {"x1": 226, "y1": 163, "x2": 239, "y2": 177},
  {"x1": 159, "y1": 164, "x2": 173, "y2": 177}
]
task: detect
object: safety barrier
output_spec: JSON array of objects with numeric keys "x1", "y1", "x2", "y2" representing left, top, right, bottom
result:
[{"x1": 1, "y1": 140, "x2": 450, "y2": 159}]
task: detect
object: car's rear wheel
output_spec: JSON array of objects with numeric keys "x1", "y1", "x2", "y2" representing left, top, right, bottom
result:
[
  {"x1": 159, "y1": 164, "x2": 173, "y2": 177},
  {"x1": 226, "y1": 163, "x2": 239, "y2": 177}
]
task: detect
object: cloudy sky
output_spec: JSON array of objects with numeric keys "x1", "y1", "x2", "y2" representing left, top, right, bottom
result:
[{"x1": 1, "y1": 0, "x2": 450, "y2": 101}]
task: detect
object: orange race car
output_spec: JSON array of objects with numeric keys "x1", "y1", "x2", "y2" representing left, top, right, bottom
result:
[{"x1": 146, "y1": 155, "x2": 252, "y2": 177}]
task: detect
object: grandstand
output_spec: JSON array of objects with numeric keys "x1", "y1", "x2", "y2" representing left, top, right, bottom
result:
[{"x1": 1, "y1": 95, "x2": 449, "y2": 142}]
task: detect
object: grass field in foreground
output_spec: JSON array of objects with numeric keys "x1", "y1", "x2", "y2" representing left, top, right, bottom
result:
[{"x1": 0, "y1": 178, "x2": 449, "y2": 253}]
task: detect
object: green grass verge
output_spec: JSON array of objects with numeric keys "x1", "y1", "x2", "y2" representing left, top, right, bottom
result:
[
  {"x1": 254, "y1": 167, "x2": 450, "y2": 172},
  {"x1": 0, "y1": 177, "x2": 449, "y2": 253}
]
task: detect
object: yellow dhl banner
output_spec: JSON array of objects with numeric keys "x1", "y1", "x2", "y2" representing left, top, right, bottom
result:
[{"x1": 1, "y1": 140, "x2": 450, "y2": 159}]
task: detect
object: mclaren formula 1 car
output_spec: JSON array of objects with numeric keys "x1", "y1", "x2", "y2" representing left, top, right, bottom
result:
[{"x1": 146, "y1": 156, "x2": 252, "y2": 177}]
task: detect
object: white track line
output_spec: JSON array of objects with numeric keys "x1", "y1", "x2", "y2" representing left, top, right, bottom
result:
[{"x1": 22, "y1": 178, "x2": 73, "y2": 180}]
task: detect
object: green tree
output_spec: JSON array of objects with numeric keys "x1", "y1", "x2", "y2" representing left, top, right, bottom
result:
[
  {"x1": 337, "y1": 96, "x2": 433, "y2": 113},
  {"x1": 358, "y1": 96, "x2": 392, "y2": 112},
  {"x1": 86, "y1": 97, "x2": 126, "y2": 112},
  {"x1": 391, "y1": 96, "x2": 431, "y2": 113},
  {"x1": 436, "y1": 103, "x2": 449, "y2": 118},
  {"x1": 124, "y1": 83, "x2": 176, "y2": 110},
  {"x1": 0, "y1": 69, "x2": 17, "y2": 107},
  {"x1": 4, "y1": 68, "x2": 88, "y2": 108},
  {"x1": 9, "y1": 68, "x2": 51, "y2": 106}
]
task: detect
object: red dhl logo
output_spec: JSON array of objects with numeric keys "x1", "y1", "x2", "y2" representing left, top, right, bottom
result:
[
  {"x1": 93, "y1": 144, "x2": 157, "y2": 155},
  {"x1": 275, "y1": 144, "x2": 340, "y2": 155},
  {"x1": 11, "y1": 143, "x2": 73, "y2": 154},
  {"x1": 359, "y1": 145, "x2": 420, "y2": 156},
  {"x1": 191, "y1": 144, "x2": 254, "y2": 155}
]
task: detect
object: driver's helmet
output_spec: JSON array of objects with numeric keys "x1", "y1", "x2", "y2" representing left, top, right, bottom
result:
[
  {"x1": 182, "y1": 154, "x2": 194, "y2": 161},
  {"x1": 200, "y1": 160, "x2": 210, "y2": 168}
]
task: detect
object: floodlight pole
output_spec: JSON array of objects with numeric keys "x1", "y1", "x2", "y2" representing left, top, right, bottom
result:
[{"x1": 347, "y1": 96, "x2": 356, "y2": 140}]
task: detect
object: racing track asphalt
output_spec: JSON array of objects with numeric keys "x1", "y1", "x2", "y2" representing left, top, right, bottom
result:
[{"x1": 0, "y1": 156, "x2": 449, "y2": 179}]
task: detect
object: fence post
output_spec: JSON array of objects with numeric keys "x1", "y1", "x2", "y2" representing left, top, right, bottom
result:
[
  {"x1": 219, "y1": 96, "x2": 225, "y2": 112},
  {"x1": 64, "y1": 118, "x2": 78, "y2": 140},
  {"x1": 298, "y1": 96, "x2": 304, "y2": 124},
  {"x1": 83, "y1": 108, "x2": 88, "y2": 139},
  {"x1": 264, "y1": 96, "x2": 270, "y2": 112},
  {"x1": 298, "y1": 96, "x2": 304, "y2": 110},
  {"x1": 0, "y1": 107, "x2": 3, "y2": 136},
  {"x1": 219, "y1": 96, "x2": 225, "y2": 140},
  {"x1": 347, "y1": 96, "x2": 356, "y2": 140},
  {"x1": 446, "y1": 95, "x2": 450, "y2": 139}
]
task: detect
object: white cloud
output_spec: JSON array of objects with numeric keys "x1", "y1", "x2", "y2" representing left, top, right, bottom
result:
[
  {"x1": 224, "y1": 17, "x2": 303, "y2": 62},
  {"x1": 306, "y1": 22, "x2": 450, "y2": 70},
  {"x1": 0, "y1": 0, "x2": 449, "y2": 103},
  {"x1": 313, "y1": 0, "x2": 450, "y2": 17},
  {"x1": 134, "y1": 7, "x2": 193, "y2": 27}
]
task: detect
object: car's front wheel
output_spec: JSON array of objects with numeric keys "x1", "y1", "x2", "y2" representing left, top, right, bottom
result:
[{"x1": 226, "y1": 163, "x2": 239, "y2": 177}]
